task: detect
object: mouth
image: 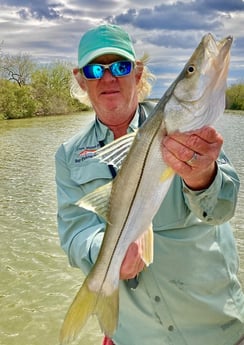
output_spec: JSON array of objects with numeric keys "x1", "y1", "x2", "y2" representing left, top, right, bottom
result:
[{"x1": 101, "y1": 90, "x2": 120, "y2": 95}]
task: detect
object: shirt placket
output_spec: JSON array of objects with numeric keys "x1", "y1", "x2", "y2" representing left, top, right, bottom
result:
[{"x1": 141, "y1": 267, "x2": 188, "y2": 345}]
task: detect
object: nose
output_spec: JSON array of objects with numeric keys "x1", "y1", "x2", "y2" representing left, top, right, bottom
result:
[{"x1": 102, "y1": 68, "x2": 116, "y2": 80}]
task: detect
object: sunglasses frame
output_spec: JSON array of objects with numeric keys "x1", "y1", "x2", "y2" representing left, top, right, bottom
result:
[{"x1": 81, "y1": 60, "x2": 134, "y2": 80}]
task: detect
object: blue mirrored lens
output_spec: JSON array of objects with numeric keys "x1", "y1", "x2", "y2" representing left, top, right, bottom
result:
[
  {"x1": 110, "y1": 61, "x2": 132, "y2": 77},
  {"x1": 82, "y1": 61, "x2": 133, "y2": 79},
  {"x1": 83, "y1": 65, "x2": 104, "y2": 79}
]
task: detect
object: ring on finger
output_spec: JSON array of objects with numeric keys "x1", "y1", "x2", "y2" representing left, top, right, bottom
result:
[{"x1": 186, "y1": 152, "x2": 198, "y2": 165}]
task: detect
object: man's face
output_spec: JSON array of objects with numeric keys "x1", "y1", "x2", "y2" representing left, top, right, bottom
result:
[{"x1": 76, "y1": 54, "x2": 143, "y2": 126}]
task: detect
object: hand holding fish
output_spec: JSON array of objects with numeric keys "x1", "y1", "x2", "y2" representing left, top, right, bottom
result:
[
  {"x1": 120, "y1": 242, "x2": 145, "y2": 280},
  {"x1": 162, "y1": 126, "x2": 223, "y2": 190}
]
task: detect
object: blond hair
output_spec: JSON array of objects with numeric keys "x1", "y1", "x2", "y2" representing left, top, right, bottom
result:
[{"x1": 70, "y1": 55, "x2": 155, "y2": 107}]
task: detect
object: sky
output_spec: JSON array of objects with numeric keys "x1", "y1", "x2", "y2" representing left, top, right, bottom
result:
[{"x1": 0, "y1": 0, "x2": 243, "y2": 98}]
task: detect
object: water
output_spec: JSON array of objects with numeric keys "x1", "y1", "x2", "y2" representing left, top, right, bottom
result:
[{"x1": 0, "y1": 112, "x2": 244, "y2": 345}]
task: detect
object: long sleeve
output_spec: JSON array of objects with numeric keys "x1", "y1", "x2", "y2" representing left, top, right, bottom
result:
[
  {"x1": 55, "y1": 142, "x2": 110, "y2": 274},
  {"x1": 182, "y1": 150, "x2": 240, "y2": 225}
]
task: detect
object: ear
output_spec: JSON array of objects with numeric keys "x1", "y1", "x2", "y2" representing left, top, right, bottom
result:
[
  {"x1": 73, "y1": 68, "x2": 87, "y2": 91},
  {"x1": 135, "y1": 61, "x2": 143, "y2": 84}
]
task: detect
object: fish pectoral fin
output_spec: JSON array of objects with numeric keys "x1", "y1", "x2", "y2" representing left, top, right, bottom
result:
[
  {"x1": 160, "y1": 167, "x2": 174, "y2": 182},
  {"x1": 59, "y1": 278, "x2": 119, "y2": 344},
  {"x1": 95, "y1": 132, "x2": 136, "y2": 170},
  {"x1": 135, "y1": 224, "x2": 154, "y2": 267},
  {"x1": 76, "y1": 133, "x2": 137, "y2": 219},
  {"x1": 76, "y1": 181, "x2": 112, "y2": 221}
]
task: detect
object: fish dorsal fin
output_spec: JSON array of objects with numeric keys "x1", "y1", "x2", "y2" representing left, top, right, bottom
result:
[
  {"x1": 96, "y1": 132, "x2": 136, "y2": 169},
  {"x1": 135, "y1": 224, "x2": 154, "y2": 267},
  {"x1": 76, "y1": 182, "x2": 112, "y2": 221}
]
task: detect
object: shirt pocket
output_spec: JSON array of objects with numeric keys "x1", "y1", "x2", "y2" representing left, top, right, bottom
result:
[{"x1": 70, "y1": 160, "x2": 113, "y2": 195}]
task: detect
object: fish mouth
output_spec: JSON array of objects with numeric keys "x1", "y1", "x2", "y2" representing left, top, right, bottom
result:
[{"x1": 204, "y1": 33, "x2": 233, "y2": 64}]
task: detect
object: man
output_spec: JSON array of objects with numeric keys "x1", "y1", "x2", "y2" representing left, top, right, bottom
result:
[{"x1": 56, "y1": 24, "x2": 244, "y2": 345}]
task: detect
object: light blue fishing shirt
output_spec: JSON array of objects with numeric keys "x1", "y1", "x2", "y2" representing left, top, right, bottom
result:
[{"x1": 55, "y1": 101, "x2": 244, "y2": 345}]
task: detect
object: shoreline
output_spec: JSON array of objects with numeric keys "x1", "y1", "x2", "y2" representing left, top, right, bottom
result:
[{"x1": 1, "y1": 109, "x2": 244, "y2": 121}]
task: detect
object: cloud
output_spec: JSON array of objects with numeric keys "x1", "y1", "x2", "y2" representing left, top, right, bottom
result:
[
  {"x1": 18, "y1": 7, "x2": 60, "y2": 21},
  {"x1": 196, "y1": 0, "x2": 244, "y2": 13},
  {"x1": 0, "y1": 0, "x2": 243, "y2": 97},
  {"x1": 108, "y1": 2, "x2": 224, "y2": 31},
  {"x1": 1, "y1": 0, "x2": 63, "y2": 20},
  {"x1": 146, "y1": 32, "x2": 200, "y2": 49}
]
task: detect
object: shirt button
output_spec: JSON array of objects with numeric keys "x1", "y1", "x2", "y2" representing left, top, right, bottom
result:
[
  {"x1": 154, "y1": 295, "x2": 161, "y2": 302},
  {"x1": 168, "y1": 325, "x2": 174, "y2": 332}
]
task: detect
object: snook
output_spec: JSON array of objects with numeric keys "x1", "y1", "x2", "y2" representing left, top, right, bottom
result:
[{"x1": 60, "y1": 33, "x2": 233, "y2": 344}]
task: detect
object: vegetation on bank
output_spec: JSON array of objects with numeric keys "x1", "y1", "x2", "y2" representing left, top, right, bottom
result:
[
  {"x1": 0, "y1": 50, "x2": 243, "y2": 120},
  {"x1": 0, "y1": 51, "x2": 90, "y2": 120}
]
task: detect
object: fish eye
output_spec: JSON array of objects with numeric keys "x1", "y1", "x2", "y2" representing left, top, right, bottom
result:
[{"x1": 186, "y1": 65, "x2": 196, "y2": 74}]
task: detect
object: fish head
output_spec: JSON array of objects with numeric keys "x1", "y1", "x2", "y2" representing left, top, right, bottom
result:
[{"x1": 164, "y1": 33, "x2": 233, "y2": 133}]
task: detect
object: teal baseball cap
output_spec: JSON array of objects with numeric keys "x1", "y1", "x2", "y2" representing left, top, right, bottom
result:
[{"x1": 78, "y1": 24, "x2": 136, "y2": 68}]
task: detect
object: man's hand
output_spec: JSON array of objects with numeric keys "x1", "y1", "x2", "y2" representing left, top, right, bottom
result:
[
  {"x1": 120, "y1": 242, "x2": 145, "y2": 280},
  {"x1": 162, "y1": 126, "x2": 223, "y2": 190}
]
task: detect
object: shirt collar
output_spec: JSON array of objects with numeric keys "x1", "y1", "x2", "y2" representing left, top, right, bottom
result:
[{"x1": 94, "y1": 105, "x2": 140, "y2": 144}]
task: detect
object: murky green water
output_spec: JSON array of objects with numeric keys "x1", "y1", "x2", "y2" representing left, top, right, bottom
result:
[{"x1": 0, "y1": 112, "x2": 243, "y2": 345}]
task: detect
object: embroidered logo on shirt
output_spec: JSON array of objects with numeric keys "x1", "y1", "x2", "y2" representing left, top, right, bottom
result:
[
  {"x1": 75, "y1": 144, "x2": 99, "y2": 163},
  {"x1": 79, "y1": 148, "x2": 96, "y2": 158}
]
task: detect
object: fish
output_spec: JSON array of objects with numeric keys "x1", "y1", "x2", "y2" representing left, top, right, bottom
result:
[{"x1": 59, "y1": 33, "x2": 233, "y2": 344}]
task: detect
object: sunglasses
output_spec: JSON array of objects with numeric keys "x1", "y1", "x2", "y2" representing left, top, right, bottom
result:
[{"x1": 81, "y1": 60, "x2": 134, "y2": 80}]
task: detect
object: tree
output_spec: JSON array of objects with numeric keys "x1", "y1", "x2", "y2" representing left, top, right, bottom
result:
[
  {"x1": 0, "y1": 52, "x2": 35, "y2": 86},
  {"x1": 0, "y1": 79, "x2": 36, "y2": 119},
  {"x1": 226, "y1": 83, "x2": 244, "y2": 111},
  {"x1": 31, "y1": 61, "x2": 89, "y2": 115}
]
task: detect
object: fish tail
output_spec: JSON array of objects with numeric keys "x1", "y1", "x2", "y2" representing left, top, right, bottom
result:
[
  {"x1": 59, "y1": 280, "x2": 96, "y2": 344},
  {"x1": 96, "y1": 286, "x2": 119, "y2": 337},
  {"x1": 59, "y1": 279, "x2": 119, "y2": 344}
]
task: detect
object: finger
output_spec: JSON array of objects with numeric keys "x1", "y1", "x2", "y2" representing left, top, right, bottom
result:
[
  {"x1": 163, "y1": 145, "x2": 192, "y2": 172},
  {"x1": 165, "y1": 131, "x2": 222, "y2": 160},
  {"x1": 120, "y1": 242, "x2": 144, "y2": 280},
  {"x1": 191, "y1": 126, "x2": 223, "y2": 144},
  {"x1": 163, "y1": 136, "x2": 201, "y2": 163},
  {"x1": 137, "y1": 260, "x2": 145, "y2": 273},
  {"x1": 120, "y1": 258, "x2": 144, "y2": 280},
  {"x1": 169, "y1": 126, "x2": 223, "y2": 146}
]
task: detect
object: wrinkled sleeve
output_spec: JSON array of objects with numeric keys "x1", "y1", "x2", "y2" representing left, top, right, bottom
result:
[
  {"x1": 55, "y1": 144, "x2": 108, "y2": 274},
  {"x1": 183, "y1": 150, "x2": 240, "y2": 225}
]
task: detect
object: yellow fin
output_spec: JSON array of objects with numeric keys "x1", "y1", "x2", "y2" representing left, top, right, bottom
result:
[
  {"x1": 60, "y1": 278, "x2": 119, "y2": 344},
  {"x1": 160, "y1": 167, "x2": 174, "y2": 182},
  {"x1": 135, "y1": 225, "x2": 154, "y2": 267},
  {"x1": 76, "y1": 182, "x2": 112, "y2": 221},
  {"x1": 96, "y1": 288, "x2": 119, "y2": 337},
  {"x1": 60, "y1": 279, "x2": 97, "y2": 344}
]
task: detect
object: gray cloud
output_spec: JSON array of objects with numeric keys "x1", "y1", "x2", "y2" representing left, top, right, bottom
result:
[
  {"x1": 0, "y1": 0, "x2": 243, "y2": 97},
  {"x1": 108, "y1": 2, "x2": 228, "y2": 31},
  {"x1": 146, "y1": 32, "x2": 201, "y2": 49},
  {"x1": 1, "y1": 0, "x2": 63, "y2": 20},
  {"x1": 18, "y1": 7, "x2": 61, "y2": 20},
  {"x1": 196, "y1": 0, "x2": 244, "y2": 13}
]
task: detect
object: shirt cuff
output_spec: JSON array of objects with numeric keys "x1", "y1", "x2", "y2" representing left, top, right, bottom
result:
[{"x1": 182, "y1": 167, "x2": 223, "y2": 223}]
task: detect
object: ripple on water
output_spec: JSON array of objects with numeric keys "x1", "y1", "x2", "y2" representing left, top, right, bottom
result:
[{"x1": 0, "y1": 112, "x2": 243, "y2": 345}]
